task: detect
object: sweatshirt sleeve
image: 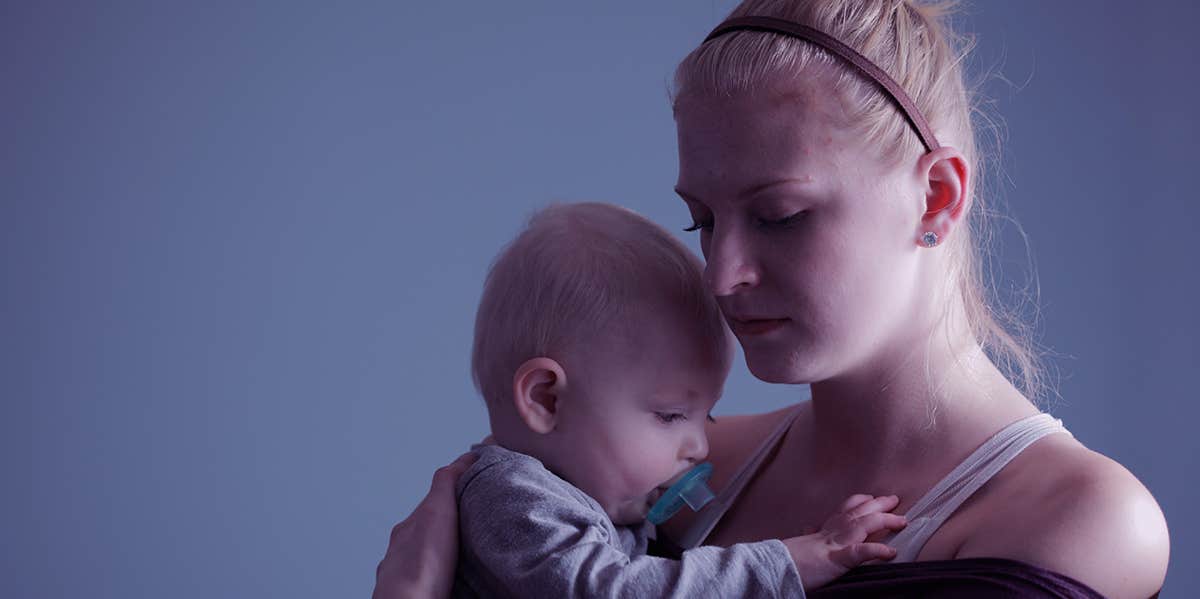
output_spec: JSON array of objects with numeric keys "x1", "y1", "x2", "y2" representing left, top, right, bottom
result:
[{"x1": 456, "y1": 457, "x2": 804, "y2": 598}]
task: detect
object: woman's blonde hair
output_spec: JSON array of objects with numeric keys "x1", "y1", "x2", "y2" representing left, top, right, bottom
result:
[{"x1": 671, "y1": 0, "x2": 1049, "y2": 402}]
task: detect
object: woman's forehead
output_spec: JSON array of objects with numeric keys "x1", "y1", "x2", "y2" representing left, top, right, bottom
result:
[{"x1": 675, "y1": 91, "x2": 857, "y2": 196}]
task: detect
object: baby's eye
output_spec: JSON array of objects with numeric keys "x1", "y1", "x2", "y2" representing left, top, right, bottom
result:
[{"x1": 655, "y1": 412, "x2": 687, "y2": 424}]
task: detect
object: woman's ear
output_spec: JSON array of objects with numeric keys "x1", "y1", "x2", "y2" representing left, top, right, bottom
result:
[
  {"x1": 511, "y1": 357, "x2": 568, "y2": 434},
  {"x1": 916, "y1": 146, "x2": 970, "y2": 247}
]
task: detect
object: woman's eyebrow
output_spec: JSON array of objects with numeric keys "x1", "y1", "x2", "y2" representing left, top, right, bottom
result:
[{"x1": 675, "y1": 176, "x2": 816, "y2": 204}]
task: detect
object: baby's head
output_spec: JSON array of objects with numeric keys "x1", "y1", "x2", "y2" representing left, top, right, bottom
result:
[{"x1": 472, "y1": 202, "x2": 733, "y2": 525}]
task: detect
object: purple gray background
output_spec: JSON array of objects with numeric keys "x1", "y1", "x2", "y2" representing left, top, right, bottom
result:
[{"x1": 3, "y1": 1, "x2": 1196, "y2": 597}]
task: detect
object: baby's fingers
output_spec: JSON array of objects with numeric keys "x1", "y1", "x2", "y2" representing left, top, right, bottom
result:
[
  {"x1": 830, "y1": 543, "x2": 899, "y2": 568},
  {"x1": 860, "y1": 512, "x2": 908, "y2": 535},
  {"x1": 831, "y1": 512, "x2": 907, "y2": 544},
  {"x1": 837, "y1": 494, "x2": 876, "y2": 513},
  {"x1": 844, "y1": 494, "x2": 900, "y2": 519}
]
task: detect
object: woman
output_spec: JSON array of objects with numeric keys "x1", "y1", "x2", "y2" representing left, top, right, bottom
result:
[{"x1": 375, "y1": 1, "x2": 1169, "y2": 597}]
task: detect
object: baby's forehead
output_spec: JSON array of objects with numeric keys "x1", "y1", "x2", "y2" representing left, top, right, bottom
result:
[
  {"x1": 621, "y1": 350, "x2": 727, "y2": 397},
  {"x1": 587, "y1": 313, "x2": 716, "y2": 355},
  {"x1": 648, "y1": 382, "x2": 723, "y2": 405}
]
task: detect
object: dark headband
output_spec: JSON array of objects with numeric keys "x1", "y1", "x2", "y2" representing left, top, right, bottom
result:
[{"x1": 704, "y1": 16, "x2": 941, "y2": 153}]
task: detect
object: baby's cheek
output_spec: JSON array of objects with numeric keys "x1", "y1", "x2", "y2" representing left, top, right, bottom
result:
[
  {"x1": 609, "y1": 429, "x2": 673, "y2": 490},
  {"x1": 634, "y1": 451, "x2": 676, "y2": 490}
]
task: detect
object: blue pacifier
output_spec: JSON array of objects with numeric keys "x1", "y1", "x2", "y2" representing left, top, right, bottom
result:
[{"x1": 647, "y1": 462, "x2": 716, "y2": 525}]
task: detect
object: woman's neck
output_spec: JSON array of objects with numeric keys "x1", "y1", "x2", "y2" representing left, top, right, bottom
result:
[{"x1": 802, "y1": 320, "x2": 1037, "y2": 487}]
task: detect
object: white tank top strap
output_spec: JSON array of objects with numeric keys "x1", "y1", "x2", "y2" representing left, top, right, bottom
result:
[
  {"x1": 884, "y1": 412, "x2": 1073, "y2": 562},
  {"x1": 675, "y1": 404, "x2": 804, "y2": 550}
]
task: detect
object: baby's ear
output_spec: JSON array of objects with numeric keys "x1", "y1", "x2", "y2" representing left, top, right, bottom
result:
[{"x1": 511, "y1": 357, "x2": 567, "y2": 434}]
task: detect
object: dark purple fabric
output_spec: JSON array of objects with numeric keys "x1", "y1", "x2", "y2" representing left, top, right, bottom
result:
[
  {"x1": 648, "y1": 537, "x2": 1161, "y2": 598},
  {"x1": 810, "y1": 558, "x2": 1108, "y2": 599}
]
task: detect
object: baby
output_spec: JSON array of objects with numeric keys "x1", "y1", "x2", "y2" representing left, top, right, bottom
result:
[{"x1": 453, "y1": 202, "x2": 904, "y2": 597}]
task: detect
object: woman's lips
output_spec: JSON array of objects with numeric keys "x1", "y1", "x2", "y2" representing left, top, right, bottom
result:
[{"x1": 729, "y1": 318, "x2": 789, "y2": 336}]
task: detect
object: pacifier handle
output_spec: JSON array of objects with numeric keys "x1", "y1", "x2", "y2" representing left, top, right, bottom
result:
[{"x1": 647, "y1": 462, "x2": 717, "y2": 525}]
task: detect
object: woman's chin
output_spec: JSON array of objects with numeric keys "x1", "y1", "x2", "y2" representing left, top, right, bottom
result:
[{"x1": 744, "y1": 352, "x2": 817, "y2": 384}]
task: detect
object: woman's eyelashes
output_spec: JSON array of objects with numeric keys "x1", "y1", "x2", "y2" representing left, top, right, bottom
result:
[
  {"x1": 683, "y1": 211, "x2": 807, "y2": 233},
  {"x1": 756, "y1": 211, "x2": 807, "y2": 228}
]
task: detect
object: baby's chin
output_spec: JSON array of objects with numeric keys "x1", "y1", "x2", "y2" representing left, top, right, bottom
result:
[{"x1": 607, "y1": 497, "x2": 653, "y2": 527}]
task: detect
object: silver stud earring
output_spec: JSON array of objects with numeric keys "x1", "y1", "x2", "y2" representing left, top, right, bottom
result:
[{"x1": 921, "y1": 231, "x2": 939, "y2": 247}]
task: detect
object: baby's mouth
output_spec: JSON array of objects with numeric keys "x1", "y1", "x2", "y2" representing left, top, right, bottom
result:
[
  {"x1": 661, "y1": 470, "x2": 690, "y2": 489},
  {"x1": 647, "y1": 470, "x2": 692, "y2": 508},
  {"x1": 647, "y1": 487, "x2": 665, "y2": 505}
]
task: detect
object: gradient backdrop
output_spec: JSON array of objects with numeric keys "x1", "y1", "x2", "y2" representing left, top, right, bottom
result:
[{"x1": 4, "y1": 1, "x2": 1197, "y2": 597}]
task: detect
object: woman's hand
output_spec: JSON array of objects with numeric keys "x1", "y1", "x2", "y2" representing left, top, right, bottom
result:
[{"x1": 372, "y1": 452, "x2": 478, "y2": 599}]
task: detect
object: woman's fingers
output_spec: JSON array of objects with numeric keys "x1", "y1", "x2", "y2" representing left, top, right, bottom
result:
[
  {"x1": 417, "y1": 452, "x2": 478, "y2": 518},
  {"x1": 386, "y1": 519, "x2": 412, "y2": 550},
  {"x1": 386, "y1": 454, "x2": 472, "y2": 551},
  {"x1": 374, "y1": 452, "x2": 479, "y2": 599},
  {"x1": 433, "y1": 452, "x2": 479, "y2": 489}
]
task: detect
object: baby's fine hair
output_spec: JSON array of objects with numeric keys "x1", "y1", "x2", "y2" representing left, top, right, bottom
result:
[{"x1": 471, "y1": 202, "x2": 729, "y2": 407}]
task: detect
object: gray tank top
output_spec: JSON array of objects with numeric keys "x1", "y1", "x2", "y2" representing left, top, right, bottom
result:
[{"x1": 678, "y1": 408, "x2": 1072, "y2": 562}]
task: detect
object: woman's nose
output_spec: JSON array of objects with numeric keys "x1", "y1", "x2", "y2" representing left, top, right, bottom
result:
[{"x1": 704, "y1": 227, "x2": 759, "y2": 295}]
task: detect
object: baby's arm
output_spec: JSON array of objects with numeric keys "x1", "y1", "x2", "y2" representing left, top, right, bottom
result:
[
  {"x1": 458, "y1": 459, "x2": 802, "y2": 597},
  {"x1": 460, "y1": 458, "x2": 905, "y2": 597}
]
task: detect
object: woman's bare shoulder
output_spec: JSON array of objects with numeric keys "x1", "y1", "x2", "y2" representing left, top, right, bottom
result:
[{"x1": 959, "y1": 436, "x2": 1169, "y2": 598}]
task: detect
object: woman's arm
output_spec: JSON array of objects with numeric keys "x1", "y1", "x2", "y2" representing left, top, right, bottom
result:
[{"x1": 372, "y1": 452, "x2": 477, "y2": 599}]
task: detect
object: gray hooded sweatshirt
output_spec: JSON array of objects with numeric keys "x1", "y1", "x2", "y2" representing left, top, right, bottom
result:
[{"x1": 452, "y1": 444, "x2": 804, "y2": 598}]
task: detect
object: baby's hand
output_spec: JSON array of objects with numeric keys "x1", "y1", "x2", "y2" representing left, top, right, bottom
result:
[{"x1": 780, "y1": 494, "x2": 907, "y2": 590}]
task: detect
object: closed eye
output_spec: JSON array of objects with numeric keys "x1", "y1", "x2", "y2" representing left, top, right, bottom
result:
[
  {"x1": 756, "y1": 211, "x2": 807, "y2": 228},
  {"x1": 655, "y1": 412, "x2": 687, "y2": 424},
  {"x1": 685, "y1": 212, "x2": 805, "y2": 233}
]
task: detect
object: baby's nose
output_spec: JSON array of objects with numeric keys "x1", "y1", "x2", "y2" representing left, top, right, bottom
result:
[{"x1": 680, "y1": 430, "x2": 709, "y2": 463}]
